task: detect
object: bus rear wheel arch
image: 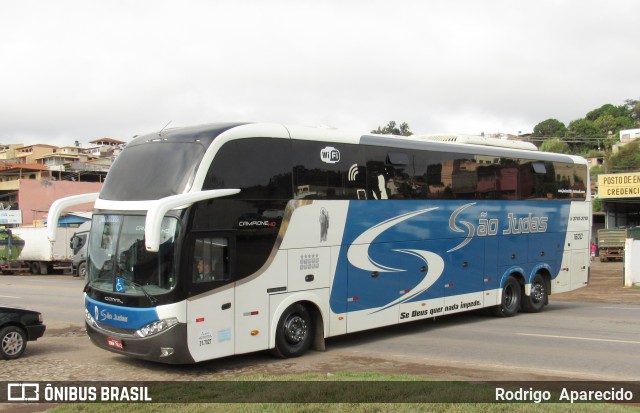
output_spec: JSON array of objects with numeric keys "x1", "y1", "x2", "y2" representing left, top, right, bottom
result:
[
  {"x1": 491, "y1": 276, "x2": 521, "y2": 317},
  {"x1": 521, "y1": 272, "x2": 548, "y2": 313},
  {"x1": 272, "y1": 303, "x2": 314, "y2": 359}
]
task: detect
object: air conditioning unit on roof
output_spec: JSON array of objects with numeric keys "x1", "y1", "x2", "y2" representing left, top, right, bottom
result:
[{"x1": 415, "y1": 134, "x2": 538, "y2": 151}]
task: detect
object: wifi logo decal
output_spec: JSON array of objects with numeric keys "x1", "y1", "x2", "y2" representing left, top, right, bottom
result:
[
  {"x1": 348, "y1": 164, "x2": 359, "y2": 181},
  {"x1": 320, "y1": 146, "x2": 340, "y2": 164}
]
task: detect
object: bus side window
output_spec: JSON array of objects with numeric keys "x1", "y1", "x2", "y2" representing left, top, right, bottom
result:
[{"x1": 193, "y1": 237, "x2": 229, "y2": 283}]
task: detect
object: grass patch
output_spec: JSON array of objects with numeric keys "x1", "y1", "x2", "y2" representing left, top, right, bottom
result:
[{"x1": 43, "y1": 372, "x2": 639, "y2": 412}]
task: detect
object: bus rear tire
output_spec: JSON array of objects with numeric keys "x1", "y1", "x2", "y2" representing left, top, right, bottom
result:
[
  {"x1": 491, "y1": 276, "x2": 521, "y2": 317},
  {"x1": 272, "y1": 303, "x2": 313, "y2": 359},
  {"x1": 521, "y1": 273, "x2": 547, "y2": 313}
]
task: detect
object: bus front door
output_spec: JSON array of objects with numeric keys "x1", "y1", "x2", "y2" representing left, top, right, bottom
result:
[{"x1": 186, "y1": 234, "x2": 235, "y2": 362}]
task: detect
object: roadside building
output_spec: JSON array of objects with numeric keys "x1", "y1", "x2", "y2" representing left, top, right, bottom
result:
[
  {"x1": 84, "y1": 138, "x2": 126, "y2": 158},
  {"x1": 0, "y1": 138, "x2": 123, "y2": 226},
  {"x1": 0, "y1": 144, "x2": 25, "y2": 161},
  {"x1": 597, "y1": 172, "x2": 640, "y2": 228},
  {"x1": 14, "y1": 144, "x2": 59, "y2": 164},
  {"x1": 619, "y1": 128, "x2": 640, "y2": 143}
]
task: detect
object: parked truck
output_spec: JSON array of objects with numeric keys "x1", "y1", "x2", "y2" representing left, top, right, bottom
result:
[
  {"x1": 69, "y1": 222, "x2": 90, "y2": 279},
  {"x1": 0, "y1": 226, "x2": 76, "y2": 274},
  {"x1": 0, "y1": 230, "x2": 25, "y2": 272},
  {"x1": 597, "y1": 228, "x2": 627, "y2": 262}
]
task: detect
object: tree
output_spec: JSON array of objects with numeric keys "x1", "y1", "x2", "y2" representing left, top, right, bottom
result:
[
  {"x1": 371, "y1": 121, "x2": 413, "y2": 136},
  {"x1": 539, "y1": 138, "x2": 571, "y2": 154},
  {"x1": 532, "y1": 119, "x2": 567, "y2": 137},
  {"x1": 585, "y1": 103, "x2": 636, "y2": 141},
  {"x1": 566, "y1": 118, "x2": 602, "y2": 139},
  {"x1": 608, "y1": 140, "x2": 640, "y2": 173},
  {"x1": 624, "y1": 99, "x2": 640, "y2": 126},
  {"x1": 531, "y1": 98, "x2": 639, "y2": 155},
  {"x1": 585, "y1": 103, "x2": 630, "y2": 121},
  {"x1": 565, "y1": 118, "x2": 604, "y2": 152}
]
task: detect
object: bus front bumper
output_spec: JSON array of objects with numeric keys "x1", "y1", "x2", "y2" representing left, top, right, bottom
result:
[{"x1": 86, "y1": 321, "x2": 195, "y2": 364}]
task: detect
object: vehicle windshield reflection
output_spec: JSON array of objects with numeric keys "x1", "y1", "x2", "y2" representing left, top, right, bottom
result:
[{"x1": 87, "y1": 215, "x2": 179, "y2": 295}]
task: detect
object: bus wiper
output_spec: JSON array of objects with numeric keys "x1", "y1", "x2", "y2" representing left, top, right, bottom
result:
[{"x1": 118, "y1": 277, "x2": 159, "y2": 306}]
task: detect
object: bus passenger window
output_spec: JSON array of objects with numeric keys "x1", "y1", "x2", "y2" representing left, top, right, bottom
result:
[{"x1": 193, "y1": 237, "x2": 228, "y2": 283}]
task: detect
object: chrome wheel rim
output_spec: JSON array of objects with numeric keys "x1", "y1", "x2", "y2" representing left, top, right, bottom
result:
[
  {"x1": 284, "y1": 315, "x2": 307, "y2": 344},
  {"x1": 531, "y1": 281, "x2": 545, "y2": 304},
  {"x1": 2, "y1": 331, "x2": 23, "y2": 356}
]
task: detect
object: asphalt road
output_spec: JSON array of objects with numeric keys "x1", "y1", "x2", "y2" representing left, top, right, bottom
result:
[
  {"x1": 325, "y1": 300, "x2": 640, "y2": 381},
  {"x1": 0, "y1": 274, "x2": 85, "y2": 328},
  {"x1": 1, "y1": 261, "x2": 639, "y2": 382}
]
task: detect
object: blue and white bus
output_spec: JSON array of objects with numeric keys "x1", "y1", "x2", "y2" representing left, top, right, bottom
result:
[{"x1": 48, "y1": 123, "x2": 591, "y2": 364}]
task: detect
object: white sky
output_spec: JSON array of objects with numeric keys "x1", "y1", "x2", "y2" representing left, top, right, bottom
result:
[{"x1": 1, "y1": 0, "x2": 638, "y2": 147}]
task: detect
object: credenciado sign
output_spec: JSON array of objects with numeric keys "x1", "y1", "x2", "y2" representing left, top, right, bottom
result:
[{"x1": 598, "y1": 172, "x2": 640, "y2": 199}]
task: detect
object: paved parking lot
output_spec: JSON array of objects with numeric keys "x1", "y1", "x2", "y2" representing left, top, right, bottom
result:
[
  {"x1": 1, "y1": 258, "x2": 637, "y2": 388},
  {"x1": 552, "y1": 259, "x2": 638, "y2": 304}
]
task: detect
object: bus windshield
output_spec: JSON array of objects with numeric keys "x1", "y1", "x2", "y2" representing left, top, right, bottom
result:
[
  {"x1": 100, "y1": 142, "x2": 205, "y2": 200},
  {"x1": 87, "y1": 214, "x2": 180, "y2": 296}
]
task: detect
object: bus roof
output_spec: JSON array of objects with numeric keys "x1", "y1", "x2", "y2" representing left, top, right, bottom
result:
[{"x1": 127, "y1": 122, "x2": 587, "y2": 166}]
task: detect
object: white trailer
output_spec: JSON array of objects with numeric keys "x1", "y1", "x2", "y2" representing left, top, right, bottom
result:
[{"x1": 3, "y1": 227, "x2": 75, "y2": 275}]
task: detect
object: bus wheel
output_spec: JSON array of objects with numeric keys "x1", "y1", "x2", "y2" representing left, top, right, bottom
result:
[
  {"x1": 521, "y1": 273, "x2": 547, "y2": 313},
  {"x1": 491, "y1": 276, "x2": 521, "y2": 317},
  {"x1": 272, "y1": 303, "x2": 313, "y2": 358}
]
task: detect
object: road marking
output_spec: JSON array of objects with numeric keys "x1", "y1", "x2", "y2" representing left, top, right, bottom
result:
[
  {"x1": 600, "y1": 306, "x2": 640, "y2": 311},
  {"x1": 0, "y1": 295, "x2": 21, "y2": 299},
  {"x1": 516, "y1": 333, "x2": 640, "y2": 345}
]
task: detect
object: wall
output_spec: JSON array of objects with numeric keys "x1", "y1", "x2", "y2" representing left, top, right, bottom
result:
[
  {"x1": 624, "y1": 238, "x2": 640, "y2": 287},
  {"x1": 17, "y1": 179, "x2": 102, "y2": 225}
]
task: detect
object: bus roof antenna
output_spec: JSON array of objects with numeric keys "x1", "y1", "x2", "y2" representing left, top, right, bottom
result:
[{"x1": 158, "y1": 120, "x2": 172, "y2": 137}]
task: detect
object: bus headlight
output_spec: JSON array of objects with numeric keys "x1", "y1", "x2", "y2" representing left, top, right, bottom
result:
[
  {"x1": 136, "y1": 318, "x2": 178, "y2": 338},
  {"x1": 85, "y1": 309, "x2": 98, "y2": 328}
]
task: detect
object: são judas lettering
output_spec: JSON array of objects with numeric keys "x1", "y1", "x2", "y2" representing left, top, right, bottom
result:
[{"x1": 459, "y1": 211, "x2": 549, "y2": 241}]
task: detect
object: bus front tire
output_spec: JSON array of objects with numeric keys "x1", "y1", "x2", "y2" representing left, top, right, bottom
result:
[
  {"x1": 521, "y1": 273, "x2": 547, "y2": 313},
  {"x1": 272, "y1": 303, "x2": 313, "y2": 359},
  {"x1": 491, "y1": 277, "x2": 521, "y2": 317}
]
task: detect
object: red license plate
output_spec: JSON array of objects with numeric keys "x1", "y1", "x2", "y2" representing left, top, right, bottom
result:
[{"x1": 107, "y1": 337, "x2": 124, "y2": 349}]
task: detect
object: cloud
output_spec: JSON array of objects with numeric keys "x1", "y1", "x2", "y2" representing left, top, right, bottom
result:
[{"x1": 1, "y1": 0, "x2": 638, "y2": 146}]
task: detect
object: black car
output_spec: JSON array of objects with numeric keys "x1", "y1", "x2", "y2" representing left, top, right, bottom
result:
[{"x1": 0, "y1": 305, "x2": 46, "y2": 360}]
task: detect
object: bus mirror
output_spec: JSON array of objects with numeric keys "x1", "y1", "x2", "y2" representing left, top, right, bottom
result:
[
  {"x1": 144, "y1": 189, "x2": 240, "y2": 252},
  {"x1": 47, "y1": 192, "x2": 99, "y2": 242}
]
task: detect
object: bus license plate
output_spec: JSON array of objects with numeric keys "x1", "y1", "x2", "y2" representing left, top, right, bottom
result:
[{"x1": 107, "y1": 337, "x2": 124, "y2": 349}]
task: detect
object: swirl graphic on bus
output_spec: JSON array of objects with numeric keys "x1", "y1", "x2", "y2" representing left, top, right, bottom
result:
[
  {"x1": 447, "y1": 202, "x2": 476, "y2": 253},
  {"x1": 346, "y1": 207, "x2": 446, "y2": 313},
  {"x1": 347, "y1": 208, "x2": 438, "y2": 273}
]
